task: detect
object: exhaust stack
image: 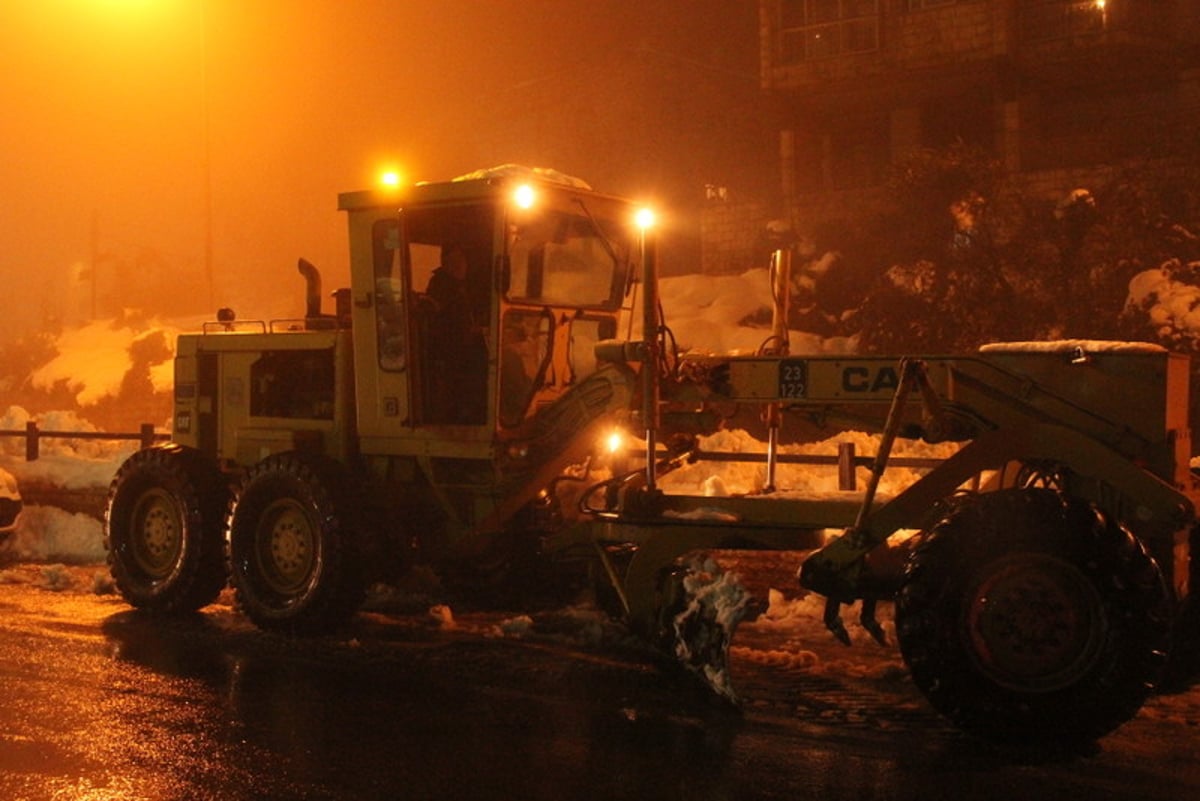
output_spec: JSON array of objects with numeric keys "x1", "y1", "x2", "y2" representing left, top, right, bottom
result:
[{"x1": 298, "y1": 258, "x2": 323, "y2": 319}]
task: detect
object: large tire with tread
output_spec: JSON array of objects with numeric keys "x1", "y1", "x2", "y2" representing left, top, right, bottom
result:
[
  {"x1": 895, "y1": 488, "x2": 1170, "y2": 744},
  {"x1": 104, "y1": 444, "x2": 229, "y2": 612},
  {"x1": 226, "y1": 452, "x2": 365, "y2": 634}
]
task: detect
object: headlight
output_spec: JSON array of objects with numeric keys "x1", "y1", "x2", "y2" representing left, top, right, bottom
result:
[{"x1": 513, "y1": 184, "x2": 536, "y2": 210}]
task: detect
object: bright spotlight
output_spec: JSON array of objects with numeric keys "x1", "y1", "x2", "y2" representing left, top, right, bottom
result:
[{"x1": 513, "y1": 184, "x2": 536, "y2": 209}]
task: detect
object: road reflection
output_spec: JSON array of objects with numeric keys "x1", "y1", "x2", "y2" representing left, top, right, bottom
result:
[{"x1": 101, "y1": 608, "x2": 744, "y2": 799}]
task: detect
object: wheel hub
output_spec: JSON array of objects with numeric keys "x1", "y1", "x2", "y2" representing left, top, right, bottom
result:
[
  {"x1": 131, "y1": 489, "x2": 181, "y2": 577},
  {"x1": 965, "y1": 553, "x2": 1106, "y2": 693},
  {"x1": 258, "y1": 500, "x2": 315, "y2": 594}
]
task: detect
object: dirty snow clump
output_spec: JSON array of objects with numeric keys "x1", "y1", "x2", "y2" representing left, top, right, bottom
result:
[{"x1": 669, "y1": 555, "x2": 752, "y2": 702}]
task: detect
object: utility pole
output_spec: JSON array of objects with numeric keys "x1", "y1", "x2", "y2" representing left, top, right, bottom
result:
[{"x1": 201, "y1": 1, "x2": 214, "y2": 310}]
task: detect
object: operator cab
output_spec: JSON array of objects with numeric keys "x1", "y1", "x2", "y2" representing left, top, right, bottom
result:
[{"x1": 342, "y1": 170, "x2": 642, "y2": 454}]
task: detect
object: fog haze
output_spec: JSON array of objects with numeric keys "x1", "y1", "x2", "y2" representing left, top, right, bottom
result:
[{"x1": 0, "y1": 0, "x2": 757, "y2": 335}]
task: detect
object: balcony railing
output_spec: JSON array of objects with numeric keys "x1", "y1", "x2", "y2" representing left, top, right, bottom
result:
[{"x1": 778, "y1": 0, "x2": 880, "y2": 64}]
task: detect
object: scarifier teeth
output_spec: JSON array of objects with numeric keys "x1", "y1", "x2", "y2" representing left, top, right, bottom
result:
[{"x1": 823, "y1": 597, "x2": 852, "y2": 646}]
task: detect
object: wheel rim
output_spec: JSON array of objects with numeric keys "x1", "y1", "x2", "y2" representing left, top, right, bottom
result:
[
  {"x1": 129, "y1": 488, "x2": 183, "y2": 579},
  {"x1": 253, "y1": 498, "x2": 317, "y2": 596},
  {"x1": 964, "y1": 552, "x2": 1107, "y2": 693}
]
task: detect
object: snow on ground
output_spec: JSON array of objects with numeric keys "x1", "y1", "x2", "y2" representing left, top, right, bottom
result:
[{"x1": 0, "y1": 561, "x2": 113, "y2": 594}]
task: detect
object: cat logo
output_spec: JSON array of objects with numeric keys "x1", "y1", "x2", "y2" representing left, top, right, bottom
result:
[{"x1": 841, "y1": 364, "x2": 900, "y2": 394}]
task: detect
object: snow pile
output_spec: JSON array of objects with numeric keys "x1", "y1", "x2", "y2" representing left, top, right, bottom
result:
[
  {"x1": 0, "y1": 404, "x2": 132, "y2": 566},
  {"x1": 1, "y1": 506, "x2": 106, "y2": 565},
  {"x1": 658, "y1": 428, "x2": 957, "y2": 498},
  {"x1": 28, "y1": 317, "x2": 179, "y2": 406},
  {"x1": 428, "y1": 604, "x2": 457, "y2": 630},
  {"x1": 490, "y1": 614, "x2": 535, "y2": 638},
  {"x1": 659, "y1": 267, "x2": 857, "y2": 356},
  {"x1": 0, "y1": 405, "x2": 134, "y2": 566},
  {"x1": 484, "y1": 604, "x2": 643, "y2": 652},
  {"x1": 669, "y1": 555, "x2": 752, "y2": 701},
  {"x1": 1126, "y1": 263, "x2": 1200, "y2": 347}
]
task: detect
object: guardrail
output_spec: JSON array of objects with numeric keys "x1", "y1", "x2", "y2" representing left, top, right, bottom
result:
[
  {"x1": 0, "y1": 422, "x2": 168, "y2": 462},
  {"x1": 0, "y1": 423, "x2": 943, "y2": 490}
]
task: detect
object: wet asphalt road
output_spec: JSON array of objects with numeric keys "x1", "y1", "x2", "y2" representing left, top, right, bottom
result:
[{"x1": 0, "y1": 561, "x2": 1198, "y2": 801}]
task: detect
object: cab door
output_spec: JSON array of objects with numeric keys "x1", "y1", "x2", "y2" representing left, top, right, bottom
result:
[{"x1": 345, "y1": 199, "x2": 496, "y2": 449}]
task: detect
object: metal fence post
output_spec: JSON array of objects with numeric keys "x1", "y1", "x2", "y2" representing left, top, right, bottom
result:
[
  {"x1": 837, "y1": 441, "x2": 856, "y2": 491},
  {"x1": 139, "y1": 423, "x2": 156, "y2": 450},
  {"x1": 25, "y1": 421, "x2": 38, "y2": 462}
]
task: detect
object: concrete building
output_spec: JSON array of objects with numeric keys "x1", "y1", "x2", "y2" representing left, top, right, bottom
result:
[{"x1": 703, "y1": 0, "x2": 1200, "y2": 273}]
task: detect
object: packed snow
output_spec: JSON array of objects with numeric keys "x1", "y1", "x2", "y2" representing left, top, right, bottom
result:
[
  {"x1": 453, "y1": 163, "x2": 593, "y2": 190},
  {"x1": 978, "y1": 339, "x2": 1166, "y2": 354}
]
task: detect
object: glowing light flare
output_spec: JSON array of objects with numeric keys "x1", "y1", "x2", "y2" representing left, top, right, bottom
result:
[
  {"x1": 604, "y1": 430, "x2": 625, "y2": 455},
  {"x1": 513, "y1": 184, "x2": 536, "y2": 210},
  {"x1": 92, "y1": 0, "x2": 166, "y2": 16},
  {"x1": 79, "y1": 0, "x2": 183, "y2": 35},
  {"x1": 379, "y1": 169, "x2": 402, "y2": 189},
  {"x1": 635, "y1": 207, "x2": 657, "y2": 230}
]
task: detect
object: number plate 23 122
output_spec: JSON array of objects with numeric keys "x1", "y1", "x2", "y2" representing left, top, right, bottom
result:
[{"x1": 778, "y1": 359, "x2": 807, "y2": 399}]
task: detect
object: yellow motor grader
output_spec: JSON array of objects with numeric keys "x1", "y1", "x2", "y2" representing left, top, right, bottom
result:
[{"x1": 104, "y1": 168, "x2": 1200, "y2": 744}]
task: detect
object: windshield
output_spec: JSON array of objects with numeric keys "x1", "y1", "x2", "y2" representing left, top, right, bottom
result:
[{"x1": 505, "y1": 200, "x2": 631, "y2": 310}]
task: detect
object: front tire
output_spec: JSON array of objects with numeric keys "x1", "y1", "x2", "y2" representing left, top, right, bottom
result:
[
  {"x1": 226, "y1": 452, "x2": 365, "y2": 634},
  {"x1": 896, "y1": 489, "x2": 1170, "y2": 744},
  {"x1": 104, "y1": 445, "x2": 229, "y2": 612}
]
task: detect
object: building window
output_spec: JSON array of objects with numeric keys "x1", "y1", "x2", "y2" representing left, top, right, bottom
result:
[
  {"x1": 1018, "y1": 0, "x2": 1107, "y2": 42},
  {"x1": 779, "y1": 0, "x2": 880, "y2": 63}
]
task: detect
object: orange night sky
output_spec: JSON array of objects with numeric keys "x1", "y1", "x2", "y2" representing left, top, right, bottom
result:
[{"x1": 0, "y1": 0, "x2": 755, "y2": 336}]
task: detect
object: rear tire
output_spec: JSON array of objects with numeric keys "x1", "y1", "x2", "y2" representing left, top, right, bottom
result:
[
  {"x1": 226, "y1": 452, "x2": 365, "y2": 634},
  {"x1": 896, "y1": 489, "x2": 1170, "y2": 744},
  {"x1": 104, "y1": 445, "x2": 228, "y2": 612}
]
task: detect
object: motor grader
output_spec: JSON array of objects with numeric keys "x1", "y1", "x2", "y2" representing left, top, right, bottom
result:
[{"x1": 104, "y1": 167, "x2": 1200, "y2": 744}]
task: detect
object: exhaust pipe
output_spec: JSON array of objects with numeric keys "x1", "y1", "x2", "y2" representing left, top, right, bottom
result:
[{"x1": 298, "y1": 258, "x2": 322, "y2": 319}]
